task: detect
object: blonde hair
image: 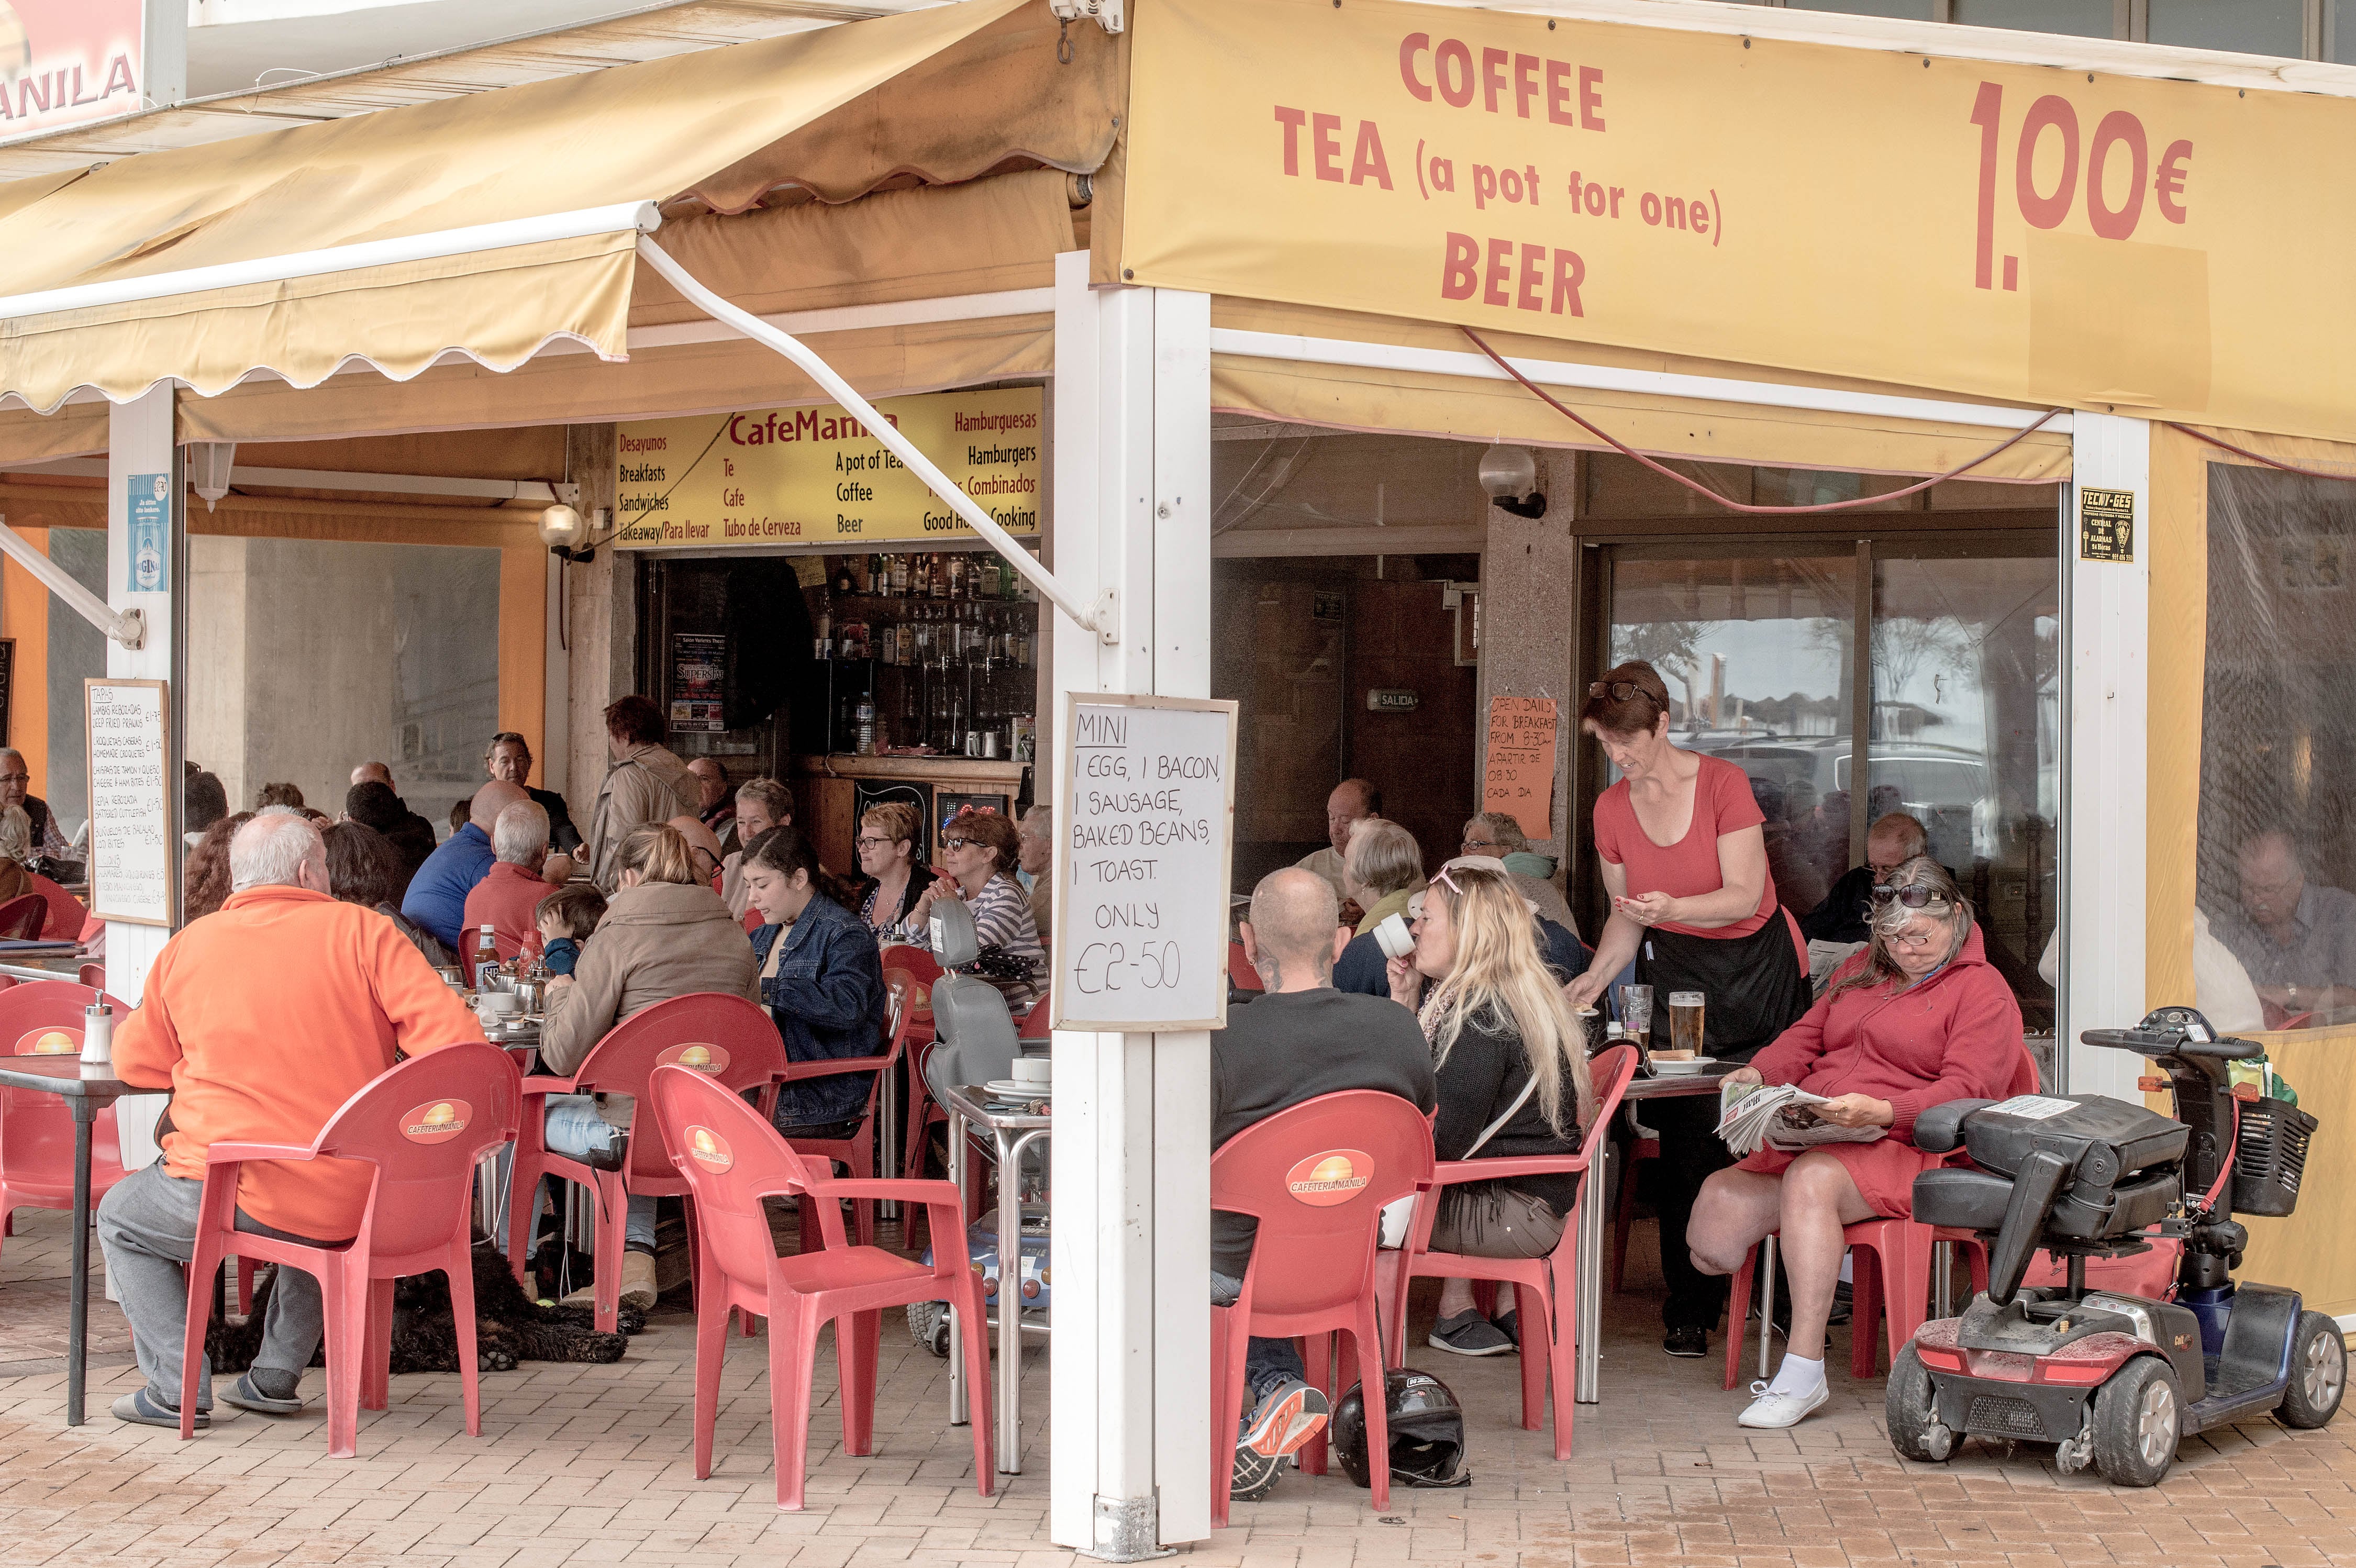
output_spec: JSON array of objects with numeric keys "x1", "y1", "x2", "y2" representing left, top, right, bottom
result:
[
  {"x1": 861, "y1": 801, "x2": 921, "y2": 850},
  {"x1": 0, "y1": 806, "x2": 29, "y2": 866},
  {"x1": 1346, "y1": 817, "x2": 1423, "y2": 899},
  {"x1": 615, "y1": 822, "x2": 701, "y2": 886},
  {"x1": 1420, "y1": 863, "x2": 1595, "y2": 1134}
]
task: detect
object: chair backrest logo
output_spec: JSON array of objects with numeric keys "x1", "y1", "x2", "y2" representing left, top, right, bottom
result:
[
  {"x1": 1285, "y1": 1149, "x2": 1373, "y2": 1206},
  {"x1": 660, "y1": 1042, "x2": 729, "y2": 1074},
  {"x1": 19, "y1": 1028, "x2": 79, "y2": 1055},
  {"x1": 401, "y1": 1098, "x2": 473, "y2": 1144},
  {"x1": 685, "y1": 1124, "x2": 735, "y2": 1172}
]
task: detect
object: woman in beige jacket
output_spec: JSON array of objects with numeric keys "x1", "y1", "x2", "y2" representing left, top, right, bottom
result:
[{"x1": 530, "y1": 821, "x2": 761, "y2": 1308}]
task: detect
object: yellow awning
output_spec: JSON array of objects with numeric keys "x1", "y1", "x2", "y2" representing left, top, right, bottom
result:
[{"x1": 0, "y1": 0, "x2": 1116, "y2": 416}]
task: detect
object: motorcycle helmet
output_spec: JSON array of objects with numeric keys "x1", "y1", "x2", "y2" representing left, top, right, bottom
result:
[{"x1": 1331, "y1": 1369, "x2": 1471, "y2": 1489}]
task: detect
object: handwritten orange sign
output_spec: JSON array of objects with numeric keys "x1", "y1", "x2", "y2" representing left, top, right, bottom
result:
[{"x1": 1483, "y1": 695, "x2": 1557, "y2": 842}]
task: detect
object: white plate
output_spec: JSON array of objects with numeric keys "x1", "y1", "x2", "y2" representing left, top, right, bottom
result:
[
  {"x1": 1649, "y1": 1057, "x2": 1715, "y2": 1075},
  {"x1": 984, "y1": 1079, "x2": 1052, "y2": 1098}
]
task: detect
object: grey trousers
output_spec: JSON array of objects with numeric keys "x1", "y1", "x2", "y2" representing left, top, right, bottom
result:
[{"x1": 96, "y1": 1160, "x2": 326, "y2": 1411}]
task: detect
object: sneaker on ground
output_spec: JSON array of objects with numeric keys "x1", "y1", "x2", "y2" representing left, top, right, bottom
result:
[
  {"x1": 621, "y1": 1249, "x2": 659, "y2": 1310},
  {"x1": 1429, "y1": 1308, "x2": 1516, "y2": 1356},
  {"x1": 113, "y1": 1388, "x2": 207, "y2": 1429},
  {"x1": 1663, "y1": 1324, "x2": 1708, "y2": 1358},
  {"x1": 1229, "y1": 1441, "x2": 1282, "y2": 1502},
  {"x1": 1239, "y1": 1377, "x2": 1331, "y2": 1461},
  {"x1": 1736, "y1": 1377, "x2": 1829, "y2": 1429}
]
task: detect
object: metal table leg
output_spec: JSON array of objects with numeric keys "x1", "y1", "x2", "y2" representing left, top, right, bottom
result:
[
  {"x1": 1758, "y1": 1235, "x2": 1777, "y2": 1381},
  {"x1": 878, "y1": 1063, "x2": 901, "y2": 1223},
  {"x1": 996, "y1": 1127, "x2": 1050, "y2": 1475},
  {"x1": 1575, "y1": 1137, "x2": 1610, "y2": 1403},
  {"x1": 947, "y1": 1109, "x2": 969, "y2": 1428},
  {"x1": 68, "y1": 1105, "x2": 93, "y2": 1426}
]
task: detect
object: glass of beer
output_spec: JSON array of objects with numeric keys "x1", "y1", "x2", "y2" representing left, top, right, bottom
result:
[
  {"x1": 1669, "y1": 990, "x2": 1707, "y2": 1055},
  {"x1": 1619, "y1": 984, "x2": 1652, "y2": 1050}
]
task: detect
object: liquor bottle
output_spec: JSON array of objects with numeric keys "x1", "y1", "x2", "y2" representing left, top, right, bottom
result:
[
  {"x1": 869, "y1": 553, "x2": 886, "y2": 595},
  {"x1": 834, "y1": 558, "x2": 855, "y2": 594},
  {"x1": 930, "y1": 552, "x2": 948, "y2": 598},
  {"x1": 890, "y1": 554, "x2": 909, "y2": 595},
  {"x1": 472, "y1": 925, "x2": 500, "y2": 993}
]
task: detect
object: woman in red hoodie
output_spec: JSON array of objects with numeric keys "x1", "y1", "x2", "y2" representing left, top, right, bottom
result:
[{"x1": 1688, "y1": 856, "x2": 2026, "y2": 1430}]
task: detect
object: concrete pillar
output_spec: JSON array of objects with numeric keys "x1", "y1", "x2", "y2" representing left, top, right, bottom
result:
[
  {"x1": 1047, "y1": 252, "x2": 1214, "y2": 1557},
  {"x1": 2061, "y1": 413, "x2": 2149, "y2": 1098},
  {"x1": 1475, "y1": 448, "x2": 1581, "y2": 870},
  {"x1": 563, "y1": 424, "x2": 627, "y2": 815}
]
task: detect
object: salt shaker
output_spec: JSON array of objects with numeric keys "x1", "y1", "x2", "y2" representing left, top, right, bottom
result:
[{"x1": 81, "y1": 1002, "x2": 113, "y2": 1067}]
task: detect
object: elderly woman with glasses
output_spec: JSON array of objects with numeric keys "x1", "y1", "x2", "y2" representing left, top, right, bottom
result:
[
  {"x1": 898, "y1": 807, "x2": 1046, "y2": 1010},
  {"x1": 852, "y1": 802, "x2": 927, "y2": 938},
  {"x1": 1685, "y1": 855, "x2": 2025, "y2": 1431}
]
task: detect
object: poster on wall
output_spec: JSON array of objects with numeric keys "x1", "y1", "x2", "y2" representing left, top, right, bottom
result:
[
  {"x1": 613, "y1": 387, "x2": 1042, "y2": 550},
  {"x1": 85, "y1": 679, "x2": 173, "y2": 927},
  {"x1": 0, "y1": 1, "x2": 152, "y2": 146},
  {"x1": 125, "y1": 472, "x2": 170, "y2": 592},
  {"x1": 669, "y1": 633, "x2": 726, "y2": 733},
  {"x1": 1482, "y1": 695, "x2": 1558, "y2": 842}
]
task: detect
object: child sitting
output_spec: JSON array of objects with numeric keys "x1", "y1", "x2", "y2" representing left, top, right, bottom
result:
[{"x1": 534, "y1": 882, "x2": 607, "y2": 977}]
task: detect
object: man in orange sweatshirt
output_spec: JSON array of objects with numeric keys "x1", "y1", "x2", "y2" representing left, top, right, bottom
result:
[{"x1": 97, "y1": 810, "x2": 485, "y2": 1429}]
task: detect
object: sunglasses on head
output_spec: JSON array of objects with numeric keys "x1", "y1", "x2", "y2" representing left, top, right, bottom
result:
[
  {"x1": 1870, "y1": 884, "x2": 1942, "y2": 909},
  {"x1": 1587, "y1": 680, "x2": 1652, "y2": 703}
]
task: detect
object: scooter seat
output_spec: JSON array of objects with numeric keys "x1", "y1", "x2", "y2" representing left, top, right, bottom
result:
[{"x1": 1913, "y1": 1166, "x2": 2014, "y2": 1231}]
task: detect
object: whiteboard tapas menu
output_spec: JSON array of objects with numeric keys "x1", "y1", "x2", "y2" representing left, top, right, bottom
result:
[
  {"x1": 1051, "y1": 692, "x2": 1240, "y2": 1033},
  {"x1": 85, "y1": 680, "x2": 173, "y2": 926}
]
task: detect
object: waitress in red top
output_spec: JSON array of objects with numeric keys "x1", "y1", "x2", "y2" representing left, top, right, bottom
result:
[
  {"x1": 1686, "y1": 855, "x2": 2024, "y2": 1429},
  {"x1": 1565, "y1": 660, "x2": 1813, "y2": 1359}
]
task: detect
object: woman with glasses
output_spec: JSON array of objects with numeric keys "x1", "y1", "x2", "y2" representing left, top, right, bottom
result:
[
  {"x1": 852, "y1": 802, "x2": 927, "y2": 938},
  {"x1": 1563, "y1": 659, "x2": 1814, "y2": 1361},
  {"x1": 898, "y1": 808, "x2": 1046, "y2": 1010},
  {"x1": 1384, "y1": 861, "x2": 1597, "y2": 1356},
  {"x1": 1686, "y1": 856, "x2": 2024, "y2": 1429}
]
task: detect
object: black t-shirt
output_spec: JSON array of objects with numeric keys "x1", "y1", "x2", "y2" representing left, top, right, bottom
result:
[{"x1": 1210, "y1": 986, "x2": 1437, "y2": 1279}]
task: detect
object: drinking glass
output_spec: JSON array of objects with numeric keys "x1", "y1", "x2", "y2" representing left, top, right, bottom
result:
[
  {"x1": 1669, "y1": 990, "x2": 1707, "y2": 1055},
  {"x1": 1619, "y1": 984, "x2": 1652, "y2": 1049}
]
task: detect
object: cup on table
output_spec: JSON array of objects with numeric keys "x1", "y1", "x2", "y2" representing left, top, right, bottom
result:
[
  {"x1": 1669, "y1": 991, "x2": 1707, "y2": 1055},
  {"x1": 1618, "y1": 984, "x2": 1653, "y2": 1050},
  {"x1": 1013, "y1": 1055, "x2": 1051, "y2": 1086},
  {"x1": 477, "y1": 991, "x2": 519, "y2": 1019}
]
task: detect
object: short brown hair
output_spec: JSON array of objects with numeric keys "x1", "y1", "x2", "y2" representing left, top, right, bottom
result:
[
  {"x1": 736, "y1": 776, "x2": 794, "y2": 821},
  {"x1": 536, "y1": 881, "x2": 607, "y2": 939},
  {"x1": 604, "y1": 695, "x2": 665, "y2": 748},
  {"x1": 946, "y1": 807, "x2": 1021, "y2": 877},
  {"x1": 1579, "y1": 660, "x2": 1671, "y2": 737},
  {"x1": 256, "y1": 781, "x2": 305, "y2": 809},
  {"x1": 861, "y1": 800, "x2": 920, "y2": 848}
]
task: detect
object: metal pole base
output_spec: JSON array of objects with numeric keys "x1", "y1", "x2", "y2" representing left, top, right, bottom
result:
[{"x1": 1084, "y1": 1495, "x2": 1173, "y2": 1562}]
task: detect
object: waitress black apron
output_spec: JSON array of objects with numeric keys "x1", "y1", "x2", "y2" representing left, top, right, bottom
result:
[{"x1": 1635, "y1": 910, "x2": 1812, "y2": 1061}]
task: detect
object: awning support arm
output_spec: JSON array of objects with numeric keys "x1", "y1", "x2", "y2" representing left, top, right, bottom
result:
[
  {"x1": 0, "y1": 514, "x2": 145, "y2": 648},
  {"x1": 635, "y1": 236, "x2": 1117, "y2": 645}
]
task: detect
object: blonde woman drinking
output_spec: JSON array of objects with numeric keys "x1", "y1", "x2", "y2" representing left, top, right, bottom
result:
[{"x1": 1386, "y1": 861, "x2": 1598, "y2": 1356}]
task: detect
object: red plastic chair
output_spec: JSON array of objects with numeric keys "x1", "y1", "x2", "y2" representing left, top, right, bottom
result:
[
  {"x1": 1379, "y1": 1044, "x2": 1638, "y2": 1460},
  {"x1": 1017, "y1": 996, "x2": 1053, "y2": 1040},
  {"x1": 1721, "y1": 1047, "x2": 2039, "y2": 1389},
  {"x1": 0, "y1": 981, "x2": 132, "y2": 1251},
  {"x1": 647, "y1": 1062, "x2": 994, "y2": 1510},
  {"x1": 776, "y1": 980, "x2": 916, "y2": 1249},
  {"x1": 886, "y1": 946, "x2": 948, "y2": 1182},
  {"x1": 1227, "y1": 939, "x2": 1261, "y2": 993},
  {"x1": 28, "y1": 874, "x2": 82, "y2": 951},
  {"x1": 1210, "y1": 1091, "x2": 1434, "y2": 1526},
  {"x1": 0, "y1": 894, "x2": 46, "y2": 939},
  {"x1": 177, "y1": 1042, "x2": 522, "y2": 1455},
  {"x1": 1610, "y1": 1125, "x2": 1661, "y2": 1293},
  {"x1": 507, "y1": 993, "x2": 786, "y2": 1331},
  {"x1": 76, "y1": 964, "x2": 104, "y2": 991}
]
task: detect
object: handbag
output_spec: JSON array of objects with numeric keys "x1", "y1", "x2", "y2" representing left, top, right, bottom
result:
[{"x1": 1379, "y1": 1071, "x2": 1540, "y2": 1250}]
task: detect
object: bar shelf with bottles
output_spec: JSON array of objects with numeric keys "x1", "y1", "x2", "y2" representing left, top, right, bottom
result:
[{"x1": 812, "y1": 548, "x2": 1040, "y2": 763}]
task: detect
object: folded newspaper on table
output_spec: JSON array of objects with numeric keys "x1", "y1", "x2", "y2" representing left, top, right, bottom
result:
[{"x1": 1716, "y1": 1081, "x2": 1886, "y2": 1157}]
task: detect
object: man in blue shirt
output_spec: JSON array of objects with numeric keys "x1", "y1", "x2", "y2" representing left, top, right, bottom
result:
[{"x1": 401, "y1": 780, "x2": 527, "y2": 953}]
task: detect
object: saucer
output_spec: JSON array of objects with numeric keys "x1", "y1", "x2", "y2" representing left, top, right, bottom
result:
[
  {"x1": 984, "y1": 1079, "x2": 1052, "y2": 1098},
  {"x1": 1650, "y1": 1057, "x2": 1714, "y2": 1075}
]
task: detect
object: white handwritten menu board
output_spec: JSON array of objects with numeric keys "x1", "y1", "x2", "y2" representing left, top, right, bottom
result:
[
  {"x1": 85, "y1": 680, "x2": 173, "y2": 926},
  {"x1": 1052, "y1": 692, "x2": 1239, "y2": 1033}
]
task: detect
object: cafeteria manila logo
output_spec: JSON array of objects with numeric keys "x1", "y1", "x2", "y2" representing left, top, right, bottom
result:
[
  {"x1": 685, "y1": 1125, "x2": 734, "y2": 1172},
  {"x1": 400, "y1": 1099, "x2": 473, "y2": 1144},
  {"x1": 18, "y1": 1028, "x2": 77, "y2": 1055},
  {"x1": 1284, "y1": 1149, "x2": 1373, "y2": 1207},
  {"x1": 660, "y1": 1042, "x2": 730, "y2": 1074}
]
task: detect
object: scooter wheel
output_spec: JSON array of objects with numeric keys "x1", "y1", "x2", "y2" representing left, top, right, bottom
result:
[
  {"x1": 907, "y1": 1299, "x2": 951, "y2": 1358},
  {"x1": 1885, "y1": 1346, "x2": 1957, "y2": 1463},
  {"x1": 2278, "y1": 1310, "x2": 2347, "y2": 1430},
  {"x1": 2090, "y1": 1356, "x2": 2180, "y2": 1487}
]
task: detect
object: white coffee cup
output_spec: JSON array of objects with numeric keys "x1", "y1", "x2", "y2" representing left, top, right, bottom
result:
[
  {"x1": 1373, "y1": 911, "x2": 1415, "y2": 961},
  {"x1": 476, "y1": 991, "x2": 518, "y2": 1018},
  {"x1": 1013, "y1": 1055, "x2": 1051, "y2": 1084}
]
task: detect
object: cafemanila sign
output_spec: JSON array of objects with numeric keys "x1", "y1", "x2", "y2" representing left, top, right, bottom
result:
[
  {"x1": 1121, "y1": 0, "x2": 2356, "y2": 445},
  {"x1": 0, "y1": 0, "x2": 148, "y2": 141},
  {"x1": 614, "y1": 387, "x2": 1042, "y2": 550}
]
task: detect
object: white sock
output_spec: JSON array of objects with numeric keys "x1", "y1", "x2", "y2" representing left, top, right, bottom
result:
[{"x1": 1766, "y1": 1353, "x2": 1825, "y2": 1397}]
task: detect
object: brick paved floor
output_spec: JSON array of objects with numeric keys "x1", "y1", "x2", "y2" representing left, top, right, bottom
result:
[{"x1": 0, "y1": 1204, "x2": 2348, "y2": 1566}]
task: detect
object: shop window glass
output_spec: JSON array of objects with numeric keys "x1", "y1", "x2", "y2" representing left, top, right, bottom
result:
[
  {"x1": 2146, "y1": 0, "x2": 2305, "y2": 57},
  {"x1": 1784, "y1": 0, "x2": 1935, "y2": 16},
  {"x1": 2198, "y1": 464, "x2": 2356, "y2": 1030},
  {"x1": 1604, "y1": 551, "x2": 1857, "y2": 928},
  {"x1": 1953, "y1": 0, "x2": 2118, "y2": 38},
  {"x1": 43, "y1": 528, "x2": 107, "y2": 848},
  {"x1": 2332, "y1": 0, "x2": 2356, "y2": 60},
  {"x1": 1870, "y1": 550, "x2": 2060, "y2": 1024}
]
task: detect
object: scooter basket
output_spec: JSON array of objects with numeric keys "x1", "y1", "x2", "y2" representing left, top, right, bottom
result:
[{"x1": 2231, "y1": 1097, "x2": 2317, "y2": 1218}]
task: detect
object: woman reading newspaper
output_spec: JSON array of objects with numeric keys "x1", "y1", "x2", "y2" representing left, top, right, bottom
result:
[{"x1": 1686, "y1": 857, "x2": 2024, "y2": 1430}]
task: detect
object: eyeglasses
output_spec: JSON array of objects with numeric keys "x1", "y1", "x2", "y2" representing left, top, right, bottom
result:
[
  {"x1": 1889, "y1": 929, "x2": 1942, "y2": 950},
  {"x1": 1460, "y1": 838, "x2": 1499, "y2": 852},
  {"x1": 855, "y1": 836, "x2": 898, "y2": 850},
  {"x1": 1870, "y1": 885, "x2": 1945, "y2": 909},
  {"x1": 0, "y1": 773, "x2": 26, "y2": 785},
  {"x1": 1587, "y1": 681, "x2": 1655, "y2": 704},
  {"x1": 941, "y1": 837, "x2": 974, "y2": 852}
]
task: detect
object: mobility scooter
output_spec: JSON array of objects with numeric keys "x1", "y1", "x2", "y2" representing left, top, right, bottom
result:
[{"x1": 1886, "y1": 1007, "x2": 2343, "y2": 1485}]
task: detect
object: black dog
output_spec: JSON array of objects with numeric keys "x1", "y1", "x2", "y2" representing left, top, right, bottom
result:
[{"x1": 205, "y1": 1239, "x2": 643, "y2": 1376}]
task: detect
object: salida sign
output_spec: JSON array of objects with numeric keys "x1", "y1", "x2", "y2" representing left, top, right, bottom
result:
[
  {"x1": 0, "y1": 0, "x2": 147, "y2": 140},
  {"x1": 1120, "y1": 0, "x2": 2356, "y2": 444}
]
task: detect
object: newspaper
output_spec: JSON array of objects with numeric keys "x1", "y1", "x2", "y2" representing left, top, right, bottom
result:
[
  {"x1": 1715, "y1": 1080, "x2": 1882, "y2": 1157},
  {"x1": 1807, "y1": 939, "x2": 1867, "y2": 995}
]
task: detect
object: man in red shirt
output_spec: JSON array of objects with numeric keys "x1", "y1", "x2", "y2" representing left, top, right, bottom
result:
[
  {"x1": 96, "y1": 810, "x2": 484, "y2": 1428},
  {"x1": 462, "y1": 800, "x2": 555, "y2": 962}
]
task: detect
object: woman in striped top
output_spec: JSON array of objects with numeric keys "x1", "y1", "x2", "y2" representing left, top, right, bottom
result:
[{"x1": 900, "y1": 808, "x2": 1045, "y2": 1011}]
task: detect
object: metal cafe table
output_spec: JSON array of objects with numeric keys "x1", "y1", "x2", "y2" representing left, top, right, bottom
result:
[
  {"x1": 0, "y1": 1055, "x2": 135, "y2": 1425},
  {"x1": 936, "y1": 1080, "x2": 1050, "y2": 1474}
]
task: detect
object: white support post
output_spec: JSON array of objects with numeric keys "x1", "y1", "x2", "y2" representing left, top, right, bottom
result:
[
  {"x1": 2061, "y1": 412, "x2": 2150, "y2": 1100},
  {"x1": 106, "y1": 385, "x2": 181, "y2": 1171},
  {"x1": 1047, "y1": 252, "x2": 1214, "y2": 1557}
]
